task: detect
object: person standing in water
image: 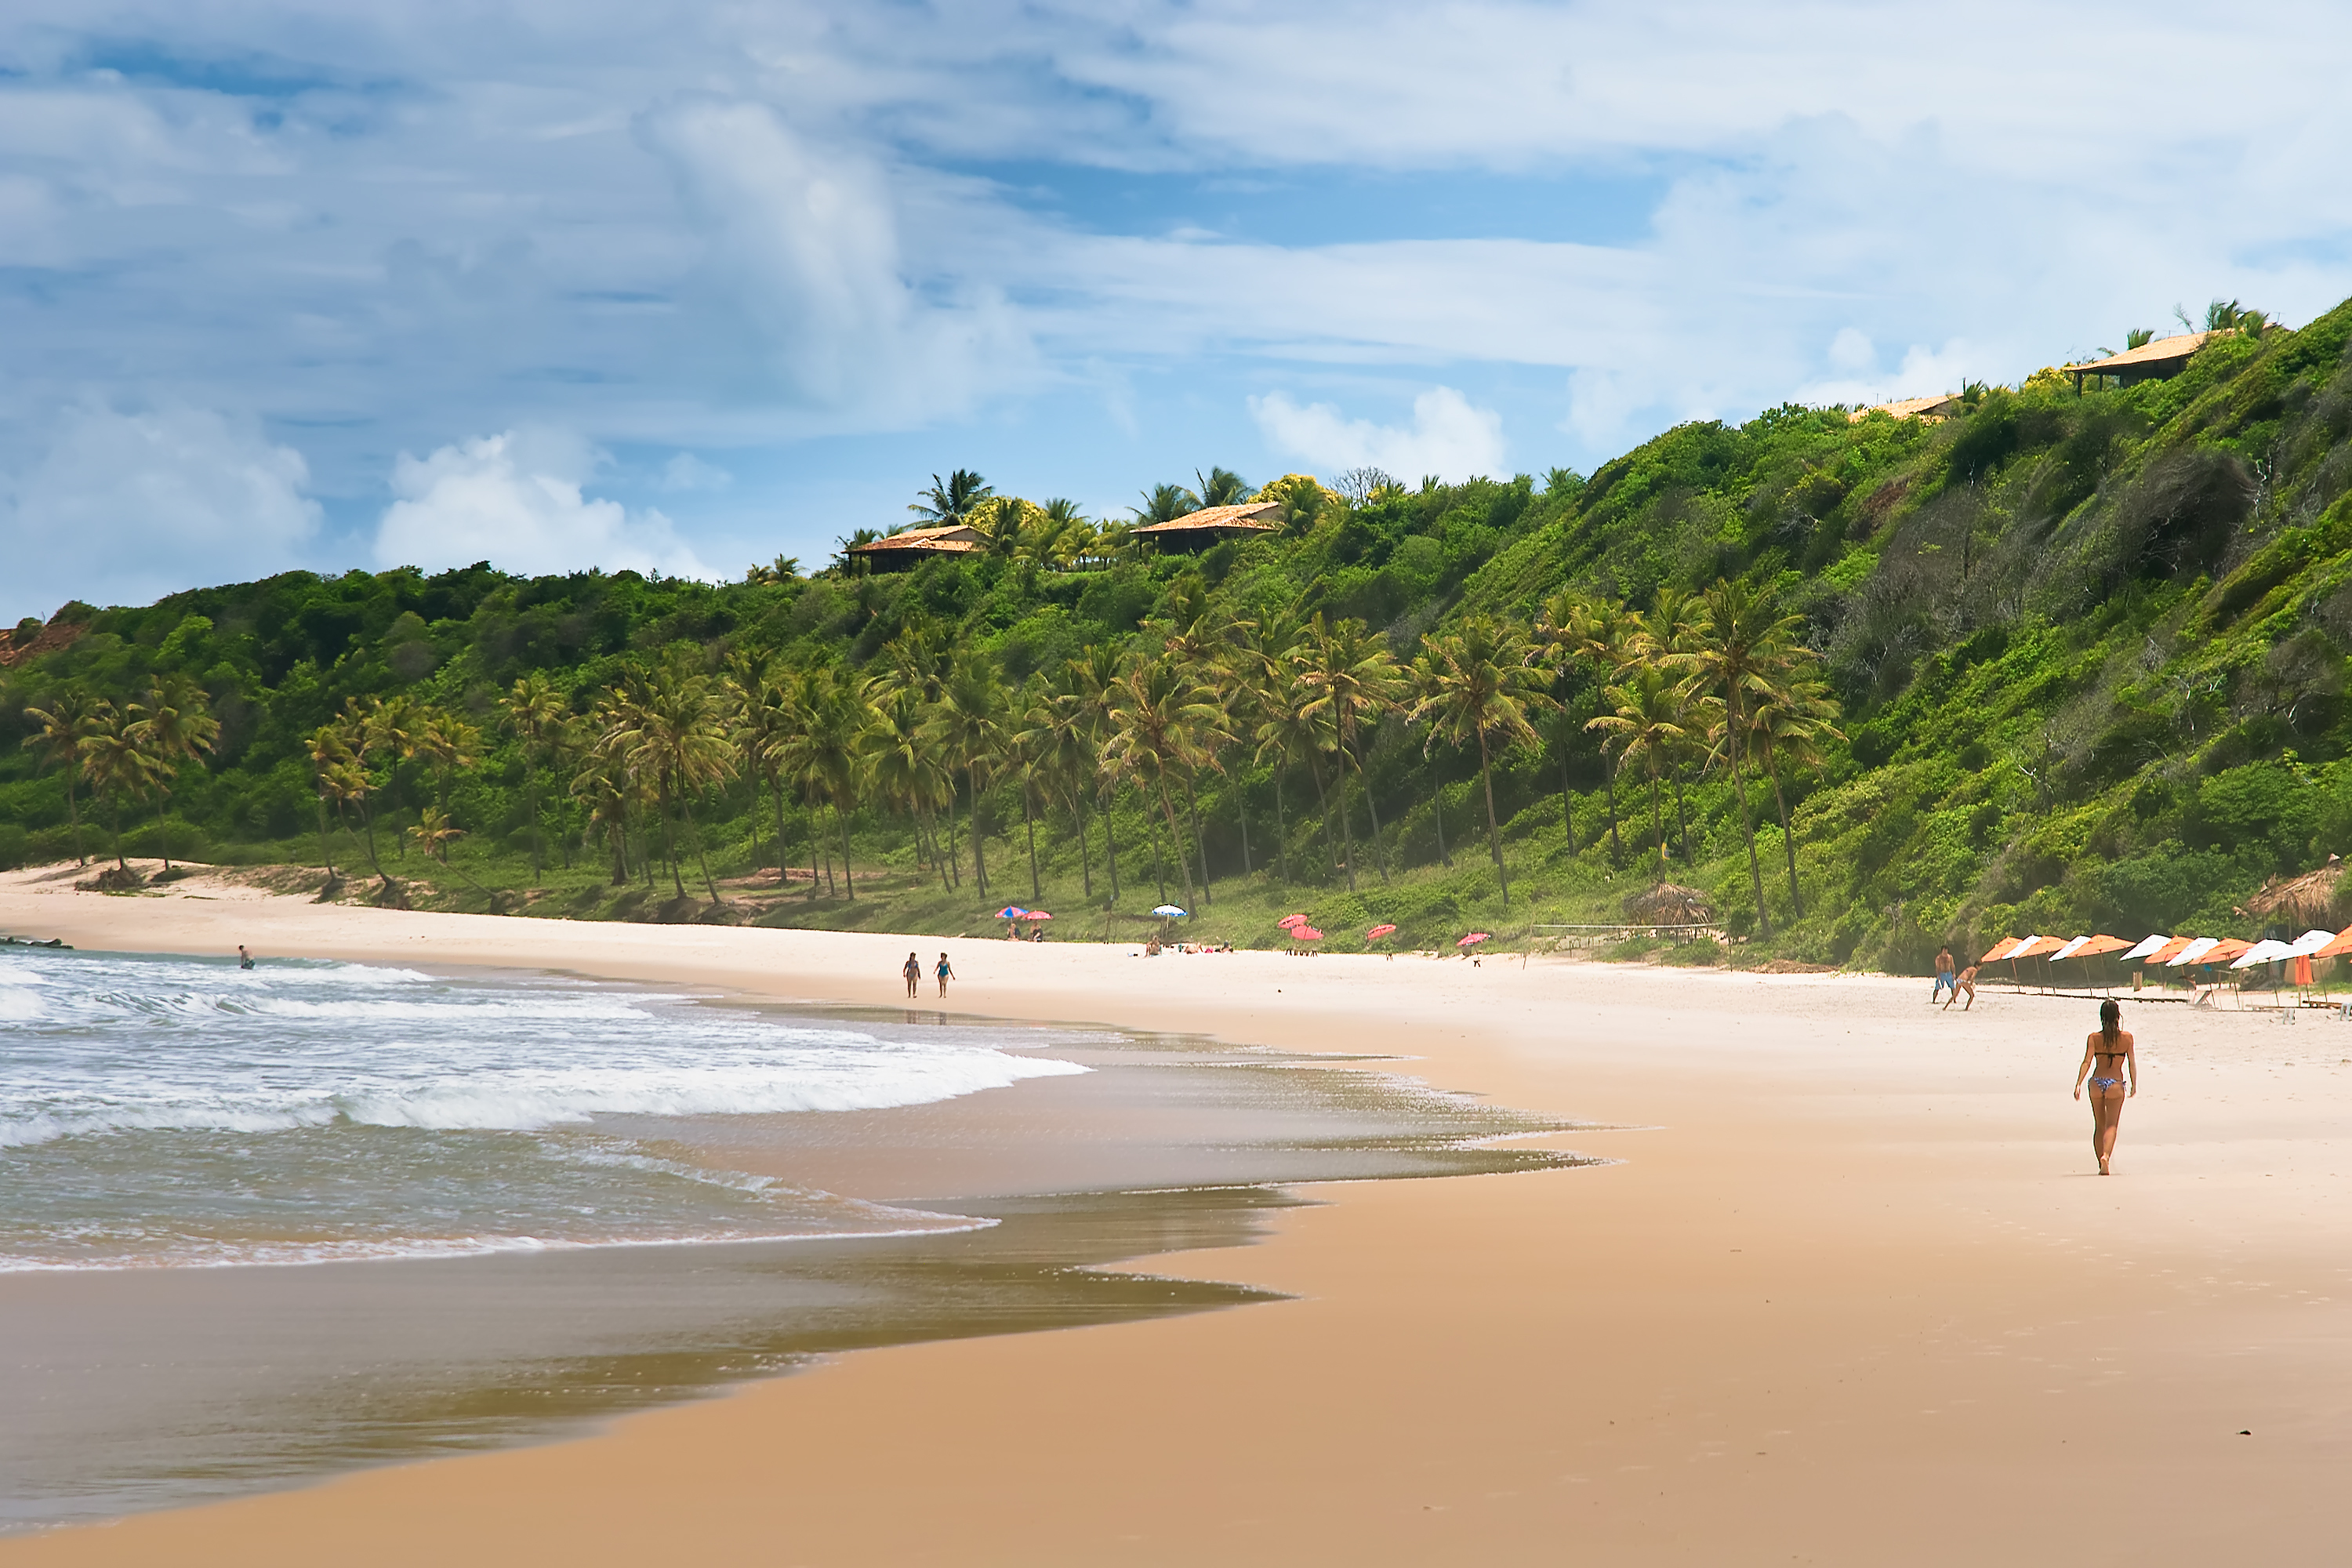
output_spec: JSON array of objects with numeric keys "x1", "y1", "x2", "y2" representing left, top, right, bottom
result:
[
  {"x1": 2072, "y1": 998, "x2": 2137, "y2": 1175},
  {"x1": 935, "y1": 952, "x2": 955, "y2": 998},
  {"x1": 237, "y1": 945, "x2": 256, "y2": 971},
  {"x1": 902, "y1": 951, "x2": 921, "y2": 1000}
]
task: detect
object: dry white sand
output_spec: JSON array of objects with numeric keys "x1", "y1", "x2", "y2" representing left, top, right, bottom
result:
[{"x1": 5, "y1": 862, "x2": 2352, "y2": 1564}]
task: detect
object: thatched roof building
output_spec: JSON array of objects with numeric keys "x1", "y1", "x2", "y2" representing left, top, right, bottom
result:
[
  {"x1": 847, "y1": 524, "x2": 982, "y2": 571},
  {"x1": 2244, "y1": 856, "x2": 2346, "y2": 930},
  {"x1": 1623, "y1": 883, "x2": 1714, "y2": 925},
  {"x1": 1847, "y1": 394, "x2": 1963, "y2": 424},
  {"x1": 1133, "y1": 501, "x2": 1282, "y2": 553}
]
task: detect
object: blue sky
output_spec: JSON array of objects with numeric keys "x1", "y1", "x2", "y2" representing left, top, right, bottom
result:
[{"x1": 3, "y1": 1, "x2": 2349, "y2": 620}]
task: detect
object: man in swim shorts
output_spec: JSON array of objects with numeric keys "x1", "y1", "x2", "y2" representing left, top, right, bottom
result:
[
  {"x1": 237, "y1": 945, "x2": 256, "y2": 971},
  {"x1": 1931, "y1": 946, "x2": 1955, "y2": 1003},
  {"x1": 902, "y1": 951, "x2": 921, "y2": 999}
]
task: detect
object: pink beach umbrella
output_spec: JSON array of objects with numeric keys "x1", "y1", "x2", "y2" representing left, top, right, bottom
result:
[
  {"x1": 1022, "y1": 910, "x2": 1053, "y2": 920},
  {"x1": 1278, "y1": 913, "x2": 1311, "y2": 929},
  {"x1": 1295, "y1": 926, "x2": 1325, "y2": 942},
  {"x1": 1457, "y1": 931, "x2": 1491, "y2": 949},
  {"x1": 1365, "y1": 924, "x2": 1398, "y2": 942}
]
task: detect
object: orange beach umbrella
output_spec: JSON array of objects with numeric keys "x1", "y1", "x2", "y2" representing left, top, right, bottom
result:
[{"x1": 1365, "y1": 924, "x2": 1398, "y2": 941}]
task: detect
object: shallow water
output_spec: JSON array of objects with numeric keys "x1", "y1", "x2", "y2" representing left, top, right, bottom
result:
[{"x1": 0, "y1": 948, "x2": 1587, "y2": 1533}]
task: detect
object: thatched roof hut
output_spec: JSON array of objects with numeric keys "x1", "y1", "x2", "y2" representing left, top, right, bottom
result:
[
  {"x1": 1624, "y1": 883, "x2": 1713, "y2": 925},
  {"x1": 2244, "y1": 856, "x2": 2346, "y2": 930}
]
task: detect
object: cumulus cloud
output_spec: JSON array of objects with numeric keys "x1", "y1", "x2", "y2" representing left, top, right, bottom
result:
[
  {"x1": 1, "y1": 402, "x2": 319, "y2": 619},
  {"x1": 1250, "y1": 387, "x2": 1507, "y2": 483},
  {"x1": 637, "y1": 97, "x2": 1033, "y2": 424},
  {"x1": 374, "y1": 430, "x2": 712, "y2": 580}
]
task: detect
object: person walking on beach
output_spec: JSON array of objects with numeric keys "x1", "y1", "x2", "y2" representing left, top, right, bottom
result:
[
  {"x1": 2072, "y1": 998, "x2": 2137, "y2": 1175},
  {"x1": 237, "y1": 945, "x2": 256, "y2": 971},
  {"x1": 1931, "y1": 946, "x2": 1955, "y2": 1004},
  {"x1": 935, "y1": 952, "x2": 955, "y2": 998},
  {"x1": 1941, "y1": 964, "x2": 1978, "y2": 1011},
  {"x1": 902, "y1": 951, "x2": 921, "y2": 1000}
]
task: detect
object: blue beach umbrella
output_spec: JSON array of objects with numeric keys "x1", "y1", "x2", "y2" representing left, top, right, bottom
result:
[
  {"x1": 994, "y1": 906, "x2": 1029, "y2": 920},
  {"x1": 1152, "y1": 905, "x2": 1187, "y2": 917}
]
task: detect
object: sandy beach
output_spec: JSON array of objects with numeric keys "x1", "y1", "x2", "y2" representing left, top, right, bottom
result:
[{"x1": 5, "y1": 863, "x2": 2352, "y2": 1563}]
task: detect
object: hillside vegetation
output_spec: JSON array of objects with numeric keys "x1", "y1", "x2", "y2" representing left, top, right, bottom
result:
[{"x1": 5, "y1": 296, "x2": 2352, "y2": 967}]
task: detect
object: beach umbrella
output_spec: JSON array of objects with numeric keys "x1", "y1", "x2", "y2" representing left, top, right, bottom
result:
[
  {"x1": 1366, "y1": 924, "x2": 1398, "y2": 941},
  {"x1": 2232, "y1": 938, "x2": 2293, "y2": 969},
  {"x1": 994, "y1": 906, "x2": 1029, "y2": 920},
  {"x1": 2312, "y1": 920, "x2": 2352, "y2": 960},
  {"x1": 1295, "y1": 926, "x2": 1325, "y2": 942},
  {"x1": 1152, "y1": 905, "x2": 1187, "y2": 918},
  {"x1": 2288, "y1": 927, "x2": 2337, "y2": 956},
  {"x1": 1022, "y1": 910, "x2": 1052, "y2": 920},
  {"x1": 2009, "y1": 936, "x2": 2066, "y2": 959},
  {"x1": 2050, "y1": 935, "x2": 2095, "y2": 962},
  {"x1": 2165, "y1": 936, "x2": 2223, "y2": 967},
  {"x1": 1457, "y1": 932, "x2": 1491, "y2": 949},
  {"x1": 2142, "y1": 936, "x2": 2194, "y2": 965},
  {"x1": 1278, "y1": 913, "x2": 1310, "y2": 928},
  {"x1": 1980, "y1": 936, "x2": 2034, "y2": 964},
  {"x1": 2197, "y1": 938, "x2": 2252, "y2": 966},
  {"x1": 2120, "y1": 934, "x2": 2173, "y2": 960}
]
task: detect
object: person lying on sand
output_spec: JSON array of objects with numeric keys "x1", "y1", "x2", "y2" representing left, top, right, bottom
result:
[
  {"x1": 2072, "y1": 998, "x2": 2137, "y2": 1175},
  {"x1": 1941, "y1": 964, "x2": 1978, "y2": 1011}
]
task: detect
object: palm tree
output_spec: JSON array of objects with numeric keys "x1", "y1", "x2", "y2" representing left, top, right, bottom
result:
[
  {"x1": 1254, "y1": 670, "x2": 1334, "y2": 888},
  {"x1": 1409, "y1": 616, "x2": 1551, "y2": 907},
  {"x1": 408, "y1": 805, "x2": 465, "y2": 863},
  {"x1": 20, "y1": 688, "x2": 104, "y2": 865},
  {"x1": 1187, "y1": 466, "x2": 1252, "y2": 508},
  {"x1": 411, "y1": 706, "x2": 480, "y2": 815},
  {"x1": 1017, "y1": 669, "x2": 1102, "y2": 899},
  {"x1": 926, "y1": 653, "x2": 1009, "y2": 902},
  {"x1": 909, "y1": 469, "x2": 993, "y2": 526},
  {"x1": 570, "y1": 750, "x2": 640, "y2": 886},
  {"x1": 1134, "y1": 483, "x2": 1196, "y2": 524},
  {"x1": 1539, "y1": 591, "x2": 1649, "y2": 864},
  {"x1": 1584, "y1": 663, "x2": 1689, "y2": 881},
  {"x1": 604, "y1": 655, "x2": 739, "y2": 902},
  {"x1": 78, "y1": 703, "x2": 162, "y2": 873},
  {"x1": 126, "y1": 675, "x2": 220, "y2": 871},
  {"x1": 1747, "y1": 665, "x2": 1843, "y2": 920},
  {"x1": 360, "y1": 695, "x2": 422, "y2": 858},
  {"x1": 1102, "y1": 655, "x2": 1228, "y2": 911},
  {"x1": 866, "y1": 681, "x2": 955, "y2": 891},
  {"x1": 1069, "y1": 644, "x2": 1126, "y2": 903},
  {"x1": 782, "y1": 665, "x2": 871, "y2": 900},
  {"x1": 1646, "y1": 586, "x2": 1710, "y2": 862},
  {"x1": 1293, "y1": 614, "x2": 1404, "y2": 893},
  {"x1": 1683, "y1": 579, "x2": 1809, "y2": 938},
  {"x1": 500, "y1": 673, "x2": 572, "y2": 884}
]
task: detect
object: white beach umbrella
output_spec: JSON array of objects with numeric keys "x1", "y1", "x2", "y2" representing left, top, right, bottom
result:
[
  {"x1": 2165, "y1": 936, "x2": 2223, "y2": 967},
  {"x1": 2231, "y1": 939, "x2": 2292, "y2": 969},
  {"x1": 2288, "y1": 927, "x2": 2337, "y2": 956},
  {"x1": 2051, "y1": 935, "x2": 2094, "y2": 962},
  {"x1": 2121, "y1": 934, "x2": 2172, "y2": 960}
]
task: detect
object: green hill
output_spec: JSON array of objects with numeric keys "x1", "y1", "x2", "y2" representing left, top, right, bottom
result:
[{"x1": 6, "y1": 296, "x2": 2351, "y2": 968}]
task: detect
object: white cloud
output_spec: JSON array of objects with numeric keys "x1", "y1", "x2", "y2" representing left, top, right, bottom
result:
[
  {"x1": 659, "y1": 452, "x2": 732, "y2": 492},
  {"x1": 374, "y1": 430, "x2": 712, "y2": 580},
  {"x1": 637, "y1": 97, "x2": 1033, "y2": 425},
  {"x1": 1, "y1": 402, "x2": 319, "y2": 619},
  {"x1": 1250, "y1": 387, "x2": 1507, "y2": 483}
]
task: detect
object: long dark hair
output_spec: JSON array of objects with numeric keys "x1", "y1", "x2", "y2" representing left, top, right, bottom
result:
[{"x1": 2099, "y1": 998, "x2": 2122, "y2": 1044}]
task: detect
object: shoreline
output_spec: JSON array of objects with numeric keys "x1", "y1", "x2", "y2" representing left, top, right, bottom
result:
[{"x1": 6, "y1": 869, "x2": 2352, "y2": 1561}]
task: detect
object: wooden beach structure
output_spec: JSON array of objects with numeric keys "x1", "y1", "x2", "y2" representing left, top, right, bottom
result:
[
  {"x1": 2063, "y1": 330, "x2": 2231, "y2": 394},
  {"x1": 1132, "y1": 501, "x2": 1283, "y2": 554},
  {"x1": 846, "y1": 524, "x2": 983, "y2": 572},
  {"x1": 1846, "y1": 394, "x2": 1963, "y2": 424}
]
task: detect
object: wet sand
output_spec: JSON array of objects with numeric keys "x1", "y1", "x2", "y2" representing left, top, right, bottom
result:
[{"x1": 6, "y1": 864, "x2": 2352, "y2": 1563}]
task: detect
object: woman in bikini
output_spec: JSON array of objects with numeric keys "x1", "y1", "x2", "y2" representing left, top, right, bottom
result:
[{"x1": 2071, "y1": 998, "x2": 2137, "y2": 1175}]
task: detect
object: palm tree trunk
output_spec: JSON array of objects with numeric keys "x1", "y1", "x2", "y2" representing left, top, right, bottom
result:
[
  {"x1": 1185, "y1": 779, "x2": 1209, "y2": 906},
  {"x1": 109, "y1": 796, "x2": 127, "y2": 870},
  {"x1": 1308, "y1": 759, "x2": 1335, "y2": 881},
  {"x1": 1770, "y1": 763, "x2": 1802, "y2": 918},
  {"x1": 1335, "y1": 769, "x2": 1356, "y2": 894},
  {"x1": 1103, "y1": 787, "x2": 1121, "y2": 905},
  {"x1": 66, "y1": 771, "x2": 87, "y2": 866},
  {"x1": 1273, "y1": 775, "x2": 1290, "y2": 884},
  {"x1": 967, "y1": 773, "x2": 989, "y2": 901},
  {"x1": 154, "y1": 791, "x2": 172, "y2": 871},
  {"x1": 1603, "y1": 753, "x2": 1623, "y2": 863},
  {"x1": 1672, "y1": 768, "x2": 1692, "y2": 865},
  {"x1": 945, "y1": 787, "x2": 961, "y2": 891},
  {"x1": 683, "y1": 798, "x2": 720, "y2": 903},
  {"x1": 1359, "y1": 757, "x2": 1389, "y2": 884},
  {"x1": 1730, "y1": 722, "x2": 1769, "y2": 938},
  {"x1": 786, "y1": 780, "x2": 804, "y2": 888},
  {"x1": 1477, "y1": 729, "x2": 1509, "y2": 908},
  {"x1": 316, "y1": 799, "x2": 336, "y2": 879},
  {"x1": 1434, "y1": 771, "x2": 1450, "y2": 868},
  {"x1": 527, "y1": 766, "x2": 544, "y2": 884},
  {"x1": 838, "y1": 800, "x2": 855, "y2": 901},
  {"x1": 1157, "y1": 784, "x2": 1198, "y2": 910},
  {"x1": 663, "y1": 791, "x2": 686, "y2": 900},
  {"x1": 1559, "y1": 754, "x2": 1576, "y2": 858},
  {"x1": 1235, "y1": 781, "x2": 1252, "y2": 878},
  {"x1": 1076, "y1": 795, "x2": 1094, "y2": 899},
  {"x1": 1024, "y1": 785, "x2": 1041, "y2": 905},
  {"x1": 1648, "y1": 770, "x2": 1665, "y2": 884},
  {"x1": 359, "y1": 791, "x2": 383, "y2": 876},
  {"x1": 608, "y1": 819, "x2": 627, "y2": 885}
]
